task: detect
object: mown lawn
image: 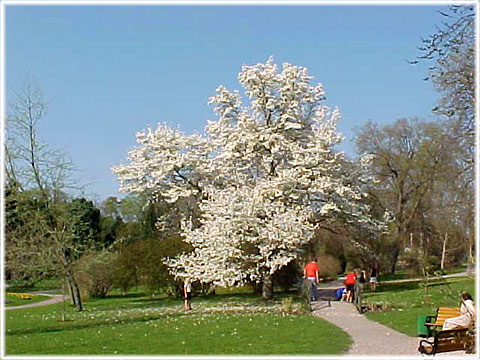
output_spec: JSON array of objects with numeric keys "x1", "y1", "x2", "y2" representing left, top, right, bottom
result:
[
  {"x1": 5, "y1": 291, "x2": 352, "y2": 355},
  {"x1": 362, "y1": 276, "x2": 475, "y2": 337},
  {"x1": 5, "y1": 293, "x2": 50, "y2": 307}
]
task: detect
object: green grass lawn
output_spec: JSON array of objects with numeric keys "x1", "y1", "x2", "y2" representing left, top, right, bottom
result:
[
  {"x1": 5, "y1": 291, "x2": 352, "y2": 355},
  {"x1": 362, "y1": 276, "x2": 475, "y2": 337},
  {"x1": 378, "y1": 264, "x2": 468, "y2": 282},
  {"x1": 6, "y1": 293, "x2": 50, "y2": 307}
]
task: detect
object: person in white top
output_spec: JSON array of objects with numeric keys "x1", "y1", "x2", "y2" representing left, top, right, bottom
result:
[
  {"x1": 442, "y1": 293, "x2": 475, "y2": 330},
  {"x1": 183, "y1": 278, "x2": 192, "y2": 311}
]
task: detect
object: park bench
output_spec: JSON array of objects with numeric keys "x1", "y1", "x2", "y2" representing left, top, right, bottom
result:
[
  {"x1": 424, "y1": 307, "x2": 460, "y2": 335},
  {"x1": 418, "y1": 327, "x2": 474, "y2": 355}
]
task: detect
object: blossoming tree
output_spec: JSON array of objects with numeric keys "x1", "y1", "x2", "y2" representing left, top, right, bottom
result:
[{"x1": 113, "y1": 58, "x2": 385, "y2": 299}]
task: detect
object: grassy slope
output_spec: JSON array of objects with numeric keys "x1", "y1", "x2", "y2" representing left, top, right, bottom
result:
[
  {"x1": 362, "y1": 277, "x2": 475, "y2": 337},
  {"x1": 5, "y1": 292, "x2": 352, "y2": 355}
]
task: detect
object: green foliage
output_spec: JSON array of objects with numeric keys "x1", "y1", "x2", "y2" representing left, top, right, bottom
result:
[
  {"x1": 98, "y1": 215, "x2": 122, "y2": 248},
  {"x1": 280, "y1": 296, "x2": 293, "y2": 313},
  {"x1": 403, "y1": 249, "x2": 440, "y2": 278},
  {"x1": 68, "y1": 198, "x2": 101, "y2": 249},
  {"x1": 74, "y1": 250, "x2": 116, "y2": 299},
  {"x1": 112, "y1": 235, "x2": 192, "y2": 297},
  {"x1": 5, "y1": 183, "x2": 55, "y2": 285},
  {"x1": 316, "y1": 254, "x2": 341, "y2": 278},
  {"x1": 273, "y1": 260, "x2": 301, "y2": 292}
]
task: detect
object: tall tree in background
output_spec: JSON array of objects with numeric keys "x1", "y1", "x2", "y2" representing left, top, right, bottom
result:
[
  {"x1": 415, "y1": 5, "x2": 475, "y2": 178},
  {"x1": 114, "y1": 58, "x2": 386, "y2": 299},
  {"x1": 414, "y1": 5, "x2": 475, "y2": 270},
  {"x1": 355, "y1": 118, "x2": 459, "y2": 273},
  {"x1": 5, "y1": 78, "x2": 89, "y2": 310}
]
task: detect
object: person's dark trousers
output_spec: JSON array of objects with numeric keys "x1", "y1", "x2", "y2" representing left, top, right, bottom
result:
[{"x1": 310, "y1": 281, "x2": 318, "y2": 301}]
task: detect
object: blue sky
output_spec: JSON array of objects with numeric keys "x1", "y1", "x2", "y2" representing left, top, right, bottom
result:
[{"x1": 5, "y1": 3, "x2": 448, "y2": 202}]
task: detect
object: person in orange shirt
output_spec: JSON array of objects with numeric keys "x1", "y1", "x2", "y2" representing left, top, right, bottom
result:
[
  {"x1": 304, "y1": 258, "x2": 320, "y2": 301},
  {"x1": 344, "y1": 271, "x2": 357, "y2": 303}
]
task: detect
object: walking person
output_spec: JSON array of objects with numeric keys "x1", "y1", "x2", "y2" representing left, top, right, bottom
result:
[
  {"x1": 304, "y1": 258, "x2": 320, "y2": 301},
  {"x1": 369, "y1": 265, "x2": 378, "y2": 292},
  {"x1": 344, "y1": 270, "x2": 356, "y2": 303},
  {"x1": 183, "y1": 278, "x2": 192, "y2": 311}
]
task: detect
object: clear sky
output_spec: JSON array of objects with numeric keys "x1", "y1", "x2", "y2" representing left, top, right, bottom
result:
[{"x1": 5, "y1": 2, "x2": 449, "y2": 202}]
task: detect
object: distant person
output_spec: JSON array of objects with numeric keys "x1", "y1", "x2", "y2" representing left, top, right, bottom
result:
[
  {"x1": 357, "y1": 270, "x2": 366, "y2": 294},
  {"x1": 369, "y1": 266, "x2": 377, "y2": 292},
  {"x1": 335, "y1": 287, "x2": 346, "y2": 301},
  {"x1": 343, "y1": 270, "x2": 356, "y2": 302},
  {"x1": 304, "y1": 258, "x2": 320, "y2": 301},
  {"x1": 442, "y1": 293, "x2": 475, "y2": 330},
  {"x1": 183, "y1": 278, "x2": 192, "y2": 311},
  {"x1": 359, "y1": 270, "x2": 366, "y2": 284}
]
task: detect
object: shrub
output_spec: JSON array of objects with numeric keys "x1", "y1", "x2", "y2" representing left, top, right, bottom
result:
[
  {"x1": 75, "y1": 250, "x2": 116, "y2": 299},
  {"x1": 274, "y1": 260, "x2": 302, "y2": 292},
  {"x1": 316, "y1": 254, "x2": 341, "y2": 278},
  {"x1": 404, "y1": 250, "x2": 440, "y2": 277},
  {"x1": 138, "y1": 236, "x2": 192, "y2": 297},
  {"x1": 111, "y1": 235, "x2": 192, "y2": 297},
  {"x1": 281, "y1": 296, "x2": 293, "y2": 313},
  {"x1": 112, "y1": 241, "x2": 143, "y2": 294}
]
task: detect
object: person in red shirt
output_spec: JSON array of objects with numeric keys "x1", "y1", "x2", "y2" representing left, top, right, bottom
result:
[
  {"x1": 344, "y1": 271, "x2": 357, "y2": 303},
  {"x1": 304, "y1": 258, "x2": 319, "y2": 301}
]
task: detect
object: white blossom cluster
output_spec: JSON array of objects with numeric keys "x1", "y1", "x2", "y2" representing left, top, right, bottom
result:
[{"x1": 113, "y1": 58, "x2": 386, "y2": 286}]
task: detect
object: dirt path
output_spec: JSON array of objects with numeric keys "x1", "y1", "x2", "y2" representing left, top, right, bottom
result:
[
  {"x1": 312, "y1": 276, "x2": 474, "y2": 357},
  {"x1": 5, "y1": 291, "x2": 66, "y2": 311}
]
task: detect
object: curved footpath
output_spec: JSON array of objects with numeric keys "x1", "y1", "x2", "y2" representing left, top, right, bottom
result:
[
  {"x1": 313, "y1": 277, "x2": 475, "y2": 357},
  {"x1": 5, "y1": 290, "x2": 66, "y2": 311}
]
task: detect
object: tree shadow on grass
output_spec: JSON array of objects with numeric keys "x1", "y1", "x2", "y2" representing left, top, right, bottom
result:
[
  {"x1": 7, "y1": 310, "x2": 189, "y2": 337},
  {"x1": 103, "y1": 293, "x2": 145, "y2": 299}
]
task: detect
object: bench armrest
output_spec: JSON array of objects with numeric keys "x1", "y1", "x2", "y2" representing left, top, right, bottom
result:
[{"x1": 418, "y1": 339, "x2": 434, "y2": 355}]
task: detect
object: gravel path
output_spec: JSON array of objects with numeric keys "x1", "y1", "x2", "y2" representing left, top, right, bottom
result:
[{"x1": 311, "y1": 277, "x2": 474, "y2": 357}]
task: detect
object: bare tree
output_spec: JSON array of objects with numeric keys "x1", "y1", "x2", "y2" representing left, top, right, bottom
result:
[
  {"x1": 414, "y1": 5, "x2": 475, "y2": 179},
  {"x1": 5, "y1": 76, "x2": 85, "y2": 311}
]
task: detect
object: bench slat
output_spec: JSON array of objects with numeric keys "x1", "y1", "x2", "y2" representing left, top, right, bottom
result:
[
  {"x1": 424, "y1": 307, "x2": 461, "y2": 329},
  {"x1": 434, "y1": 328, "x2": 473, "y2": 354}
]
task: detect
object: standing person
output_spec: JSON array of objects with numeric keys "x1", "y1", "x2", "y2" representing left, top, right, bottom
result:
[
  {"x1": 369, "y1": 265, "x2": 377, "y2": 292},
  {"x1": 303, "y1": 258, "x2": 319, "y2": 301},
  {"x1": 442, "y1": 293, "x2": 475, "y2": 330},
  {"x1": 183, "y1": 278, "x2": 192, "y2": 311},
  {"x1": 359, "y1": 270, "x2": 366, "y2": 284},
  {"x1": 357, "y1": 270, "x2": 366, "y2": 295},
  {"x1": 344, "y1": 270, "x2": 356, "y2": 303}
]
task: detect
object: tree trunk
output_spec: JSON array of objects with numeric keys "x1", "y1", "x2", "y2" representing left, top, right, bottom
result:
[
  {"x1": 261, "y1": 274, "x2": 273, "y2": 300},
  {"x1": 440, "y1": 232, "x2": 448, "y2": 270},
  {"x1": 390, "y1": 245, "x2": 401, "y2": 275},
  {"x1": 65, "y1": 269, "x2": 82, "y2": 311},
  {"x1": 67, "y1": 279, "x2": 75, "y2": 305}
]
